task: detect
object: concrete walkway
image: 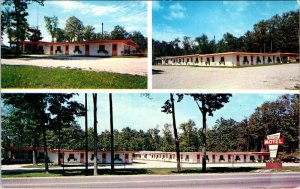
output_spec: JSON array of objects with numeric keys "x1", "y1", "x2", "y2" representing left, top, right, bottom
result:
[{"x1": 2, "y1": 56, "x2": 148, "y2": 76}]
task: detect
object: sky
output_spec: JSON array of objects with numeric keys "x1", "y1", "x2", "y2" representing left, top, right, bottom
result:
[
  {"x1": 2, "y1": 1, "x2": 147, "y2": 45},
  {"x1": 72, "y1": 93, "x2": 288, "y2": 133},
  {"x1": 153, "y1": 1, "x2": 299, "y2": 42}
]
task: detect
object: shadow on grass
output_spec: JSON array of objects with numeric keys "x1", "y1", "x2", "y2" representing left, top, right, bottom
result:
[
  {"x1": 171, "y1": 167, "x2": 259, "y2": 174},
  {"x1": 152, "y1": 69, "x2": 164, "y2": 74},
  {"x1": 2, "y1": 168, "x2": 150, "y2": 177}
]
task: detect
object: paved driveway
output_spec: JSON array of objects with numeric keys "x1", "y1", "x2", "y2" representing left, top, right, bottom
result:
[
  {"x1": 2, "y1": 56, "x2": 148, "y2": 76},
  {"x1": 152, "y1": 63, "x2": 300, "y2": 89}
]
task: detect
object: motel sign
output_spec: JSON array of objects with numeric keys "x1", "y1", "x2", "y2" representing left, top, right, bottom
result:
[{"x1": 264, "y1": 137, "x2": 284, "y2": 145}]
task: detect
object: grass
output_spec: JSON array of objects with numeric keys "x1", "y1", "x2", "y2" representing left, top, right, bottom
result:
[
  {"x1": 3, "y1": 166, "x2": 300, "y2": 178},
  {"x1": 1, "y1": 65, "x2": 147, "y2": 89}
]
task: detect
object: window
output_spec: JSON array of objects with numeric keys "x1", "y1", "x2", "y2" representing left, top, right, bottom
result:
[
  {"x1": 98, "y1": 45, "x2": 108, "y2": 54},
  {"x1": 250, "y1": 156, "x2": 255, "y2": 161},
  {"x1": 91, "y1": 154, "x2": 94, "y2": 160},
  {"x1": 74, "y1": 46, "x2": 82, "y2": 54},
  {"x1": 243, "y1": 56, "x2": 249, "y2": 64},
  {"x1": 115, "y1": 154, "x2": 120, "y2": 159},
  {"x1": 268, "y1": 57, "x2": 272, "y2": 63},
  {"x1": 220, "y1": 57, "x2": 225, "y2": 62},
  {"x1": 256, "y1": 57, "x2": 261, "y2": 63},
  {"x1": 187, "y1": 58, "x2": 189, "y2": 62},
  {"x1": 195, "y1": 58, "x2": 199, "y2": 63},
  {"x1": 235, "y1": 155, "x2": 240, "y2": 161},
  {"x1": 276, "y1": 57, "x2": 281, "y2": 63},
  {"x1": 55, "y1": 46, "x2": 62, "y2": 54},
  {"x1": 186, "y1": 155, "x2": 189, "y2": 160},
  {"x1": 68, "y1": 153, "x2": 76, "y2": 162},
  {"x1": 212, "y1": 56, "x2": 215, "y2": 62},
  {"x1": 206, "y1": 58, "x2": 210, "y2": 62},
  {"x1": 219, "y1": 155, "x2": 225, "y2": 161}
]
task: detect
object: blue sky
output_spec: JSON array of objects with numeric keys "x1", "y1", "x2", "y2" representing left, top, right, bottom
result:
[
  {"x1": 2, "y1": 1, "x2": 147, "y2": 45},
  {"x1": 153, "y1": 1, "x2": 298, "y2": 42},
  {"x1": 73, "y1": 93, "x2": 288, "y2": 134}
]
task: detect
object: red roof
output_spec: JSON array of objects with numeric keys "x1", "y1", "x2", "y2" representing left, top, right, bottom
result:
[
  {"x1": 162, "y1": 52, "x2": 298, "y2": 59},
  {"x1": 20, "y1": 39, "x2": 139, "y2": 48}
]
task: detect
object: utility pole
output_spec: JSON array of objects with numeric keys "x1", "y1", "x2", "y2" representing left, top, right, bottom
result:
[
  {"x1": 93, "y1": 93, "x2": 98, "y2": 176},
  {"x1": 109, "y1": 93, "x2": 114, "y2": 172},
  {"x1": 102, "y1": 22, "x2": 104, "y2": 40},
  {"x1": 85, "y1": 94, "x2": 88, "y2": 175}
]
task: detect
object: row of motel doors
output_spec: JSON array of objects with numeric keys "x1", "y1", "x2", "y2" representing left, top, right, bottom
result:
[
  {"x1": 78, "y1": 153, "x2": 129, "y2": 163},
  {"x1": 50, "y1": 44, "x2": 118, "y2": 56},
  {"x1": 196, "y1": 154, "x2": 264, "y2": 163}
]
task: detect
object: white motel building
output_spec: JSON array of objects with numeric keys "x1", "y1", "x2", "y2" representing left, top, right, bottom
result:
[
  {"x1": 154, "y1": 52, "x2": 298, "y2": 67},
  {"x1": 12, "y1": 147, "x2": 134, "y2": 164},
  {"x1": 135, "y1": 151, "x2": 270, "y2": 163},
  {"x1": 20, "y1": 39, "x2": 139, "y2": 57}
]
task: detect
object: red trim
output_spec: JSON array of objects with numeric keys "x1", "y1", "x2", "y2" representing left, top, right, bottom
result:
[{"x1": 20, "y1": 39, "x2": 139, "y2": 48}]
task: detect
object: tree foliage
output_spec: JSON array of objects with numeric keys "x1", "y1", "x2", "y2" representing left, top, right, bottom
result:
[{"x1": 153, "y1": 10, "x2": 299, "y2": 59}]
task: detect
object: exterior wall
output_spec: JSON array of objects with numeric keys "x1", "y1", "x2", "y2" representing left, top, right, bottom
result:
[
  {"x1": 45, "y1": 150, "x2": 133, "y2": 164},
  {"x1": 41, "y1": 42, "x2": 136, "y2": 56},
  {"x1": 90, "y1": 43, "x2": 112, "y2": 56},
  {"x1": 135, "y1": 151, "x2": 269, "y2": 163}
]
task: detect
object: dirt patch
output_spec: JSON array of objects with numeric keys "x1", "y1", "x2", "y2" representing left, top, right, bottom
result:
[
  {"x1": 152, "y1": 64, "x2": 300, "y2": 90},
  {"x1": 2, "y1": 57, "x2": 148, "y2": 76}
]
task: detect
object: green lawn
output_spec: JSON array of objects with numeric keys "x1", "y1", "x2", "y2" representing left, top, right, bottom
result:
[
  {"x1": 2, "y1": 166, "x2": 299, "y2": 178},
  {"x1": 1, "y1": 65, "x2": 147, "y2": 89}
]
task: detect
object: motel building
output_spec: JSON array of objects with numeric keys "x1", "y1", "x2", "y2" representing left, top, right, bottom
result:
[
  {"x1": 8, "y1": 147, "x2": 134, "y2": 164},
  {"x1": 20, "y1": 39, "x2": 139, "y2": 57},
  {"x1": 135, "y1": 151, "x2": 270, "y2": 163},
  {"x1": 154, "y1": 52, "x2": 299, "y2": 67}
]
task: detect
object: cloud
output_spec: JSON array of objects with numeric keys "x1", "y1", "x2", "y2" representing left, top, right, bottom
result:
[
  {"x1": 47, "y1": 1, "x2": 121, "y2": 16},
  {"x1": 153, "y1": 25, "x2": 185, "y2": 42},
  {"x1": 165, "y1": 3, "x2": 186, "y2": 20},
  {"x1": 152, "y1": 1, "x2": 162, "y2": 11}
]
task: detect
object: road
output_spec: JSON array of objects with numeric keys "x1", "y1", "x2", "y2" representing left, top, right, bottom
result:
[{"x1": 2, "y1": 172, "x2": 300, "y2": 188}]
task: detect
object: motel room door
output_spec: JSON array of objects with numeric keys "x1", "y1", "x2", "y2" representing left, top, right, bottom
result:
[
  {"x1": 197, "y1": 154, "x2": 200, "y2": 163},
  {"x1": 102, "y1": 153, "x2": 106, "y2": 163},
  {"x1": 112, "y1": 44, "x2": 117, "y2": 56},
  {"x1": 85, "y1": 45, "x2": 90, "y2": 56},
  {"x1": 125, "y1": 154, "x2": 129, "y2": 163},
  {"x1": 50, "y1": 46, "x2": 53, "y2": 55},
  {"x1": 80, "y1": 153, "x2": 84, "y2": 163},
  {"x1": 65, "y1": 45, "x2": 69, "y2": 55}
]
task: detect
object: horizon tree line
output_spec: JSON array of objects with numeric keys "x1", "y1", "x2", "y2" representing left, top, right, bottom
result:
[{"x1": 153, "y1": 10, "x2": 299, "y2": 59}]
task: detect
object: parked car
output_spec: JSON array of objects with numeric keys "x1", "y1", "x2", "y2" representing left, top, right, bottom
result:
[{"x1": 281, "y1": 156, "x2": 300, "y2": 163}]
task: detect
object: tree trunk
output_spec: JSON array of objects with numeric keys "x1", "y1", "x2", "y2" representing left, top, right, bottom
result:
[
  {"x1": 109, "y1": 93, "x2": 114, "y2": 172},
  {"x1": 32, "y1": 128, "x2": 38, "y2": 166},
  {"x1": 85, "y1": 93, "x2": 89, "y2": 175},
  {"x1": 14, "y1": 0, "x2": 20, "y2": 56},
  {"x1": 42, "y1": 123, "x2": 49, "y2": 174},
  {"x1": 93, "y1": 93, "x2": 98, "y2": 176},
  {"x1": 57, "y1": 122, "x2": 61, "y2": 166},
  {"x1": 170, "y1": 93, "x2": 181, "y2": 172},
  {"x1": 201, "y1": 100, "x2": 207, "y2": 173}
]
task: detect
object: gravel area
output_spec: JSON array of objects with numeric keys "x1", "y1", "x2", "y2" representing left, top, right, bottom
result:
[
  {"x1": 152, "y1": 63, "x2": 300, "y2": 90},
  {"x1": 2, "y1": 56, "x2": 147, "y2": 76}
]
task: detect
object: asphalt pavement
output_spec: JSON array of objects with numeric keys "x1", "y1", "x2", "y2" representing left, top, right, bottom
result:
[{"x1": 2, "y1": 172, "x2": 300, "y2": 188}]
